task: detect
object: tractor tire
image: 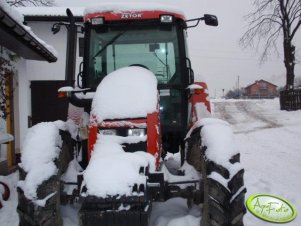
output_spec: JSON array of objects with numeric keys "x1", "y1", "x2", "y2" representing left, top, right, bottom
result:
[
  {"x1": 17, "y1": 131, "x2": 74, "y2": 226},
  {"x1": 186, "y1": 126, "x2": 246, "y2": 226}
]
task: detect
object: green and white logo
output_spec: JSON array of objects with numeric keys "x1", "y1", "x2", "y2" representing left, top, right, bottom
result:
[{"x1": 246, "y1": 194, "x2": 297, "y2": 223}]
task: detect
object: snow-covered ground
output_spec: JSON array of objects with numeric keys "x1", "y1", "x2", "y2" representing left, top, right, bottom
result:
[
  {"x1": 0, "y1": 98, "x2": 300, "y2": 226},
  {"x1": 212, "y1": 98, "x2": 301, "y2": 226}
]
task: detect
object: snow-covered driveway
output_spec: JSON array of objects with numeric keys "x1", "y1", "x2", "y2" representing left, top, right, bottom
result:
[{"x1": 213, "y1": 99, "x2": 282, "y2": 133}]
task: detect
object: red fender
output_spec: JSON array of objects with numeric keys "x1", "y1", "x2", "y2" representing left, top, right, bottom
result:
[{"x1": 0, "y1": 181, "x2": 10, "y2": 209}]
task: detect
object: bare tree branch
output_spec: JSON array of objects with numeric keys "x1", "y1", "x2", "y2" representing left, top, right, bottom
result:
[
  {"x1": 291, "y1": 20, "x2": 301, "y2": 39},
  {"x1": 287, "y1": 0, "x2": 298, "y2": 16},
  {"x1": 6, "y1": 0, "x2": 54, "y2": 7},
  {"x1": 241, "y1": 0, "x2": 301, "y2": 89}
]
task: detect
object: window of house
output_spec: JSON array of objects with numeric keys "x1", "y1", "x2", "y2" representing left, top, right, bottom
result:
[{"x1": 260, "y1": 82, "x2": 267, "y2": 89}]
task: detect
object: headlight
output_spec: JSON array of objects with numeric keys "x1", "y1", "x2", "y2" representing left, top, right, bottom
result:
[
  {"x1": 91, "y1": 17, "x2": 104, "y2": 25},
  {"x1": 160, "y1": 15, "x2": 173, "y2": 23},
  {"x1": 99, "y1": 129, "x2": 117, "y2": 136},
  {"x1": 128, "y1": 129, "x2": 145, "y2": 137}
]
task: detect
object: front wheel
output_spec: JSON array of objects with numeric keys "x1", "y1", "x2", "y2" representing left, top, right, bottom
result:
[
  {"x1": 186, "y1": 120, "x2": 246, "y2": 226},
  {"x1": 17, "y1": 130, "x2": 74, "y2": 226}
]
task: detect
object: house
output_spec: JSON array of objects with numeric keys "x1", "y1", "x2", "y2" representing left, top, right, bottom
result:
[
  {"x1": 0, "y1": 2, "x2": 57, "y2": 174},
  {"x1": 244, "y1": 79, "x2": 278, "y2": 98},
  {"x1": 0, "y1": 7, "x2": 84, "y2": 161}
]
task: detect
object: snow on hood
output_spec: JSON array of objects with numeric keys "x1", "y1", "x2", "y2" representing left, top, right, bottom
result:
[
  {"x1": 91, "y1": 66, "x2": 158, "y2": 123},
  {"x1": 83, "y1": 135, "x2": 156, "y2": 197},
  {"x1": 17, "y1": 121, "x2": 65, "y2": 202},
  {"x1": 84, "y1": 2, "x2": 184, "y2": 17}
]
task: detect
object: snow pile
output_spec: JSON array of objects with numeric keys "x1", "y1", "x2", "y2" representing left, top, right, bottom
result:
[
  {"x1": 199, "y1": 118, "x2": 237, "y2": 165},
  {"x1": 83, "y1": 134, "x2": 156, "y2": 197},
  {"x1": 186, "y1": 118, "x2": 242, "y2": 188},
  {"x1": 18, "y1": 121, "x2": 64, "y2": 201},
  {"x1": 150, "y1": 197, "x2": 201, "y2": 226},
  {"x1": 162, "y1": 153, "x2": 200, "y2": 187},
  {"x1": 84, "y1": 2, "x2": 184, "y2": 18},
  {"x1": 91, "y1": 66, "x2": 158, "y2": 122}
]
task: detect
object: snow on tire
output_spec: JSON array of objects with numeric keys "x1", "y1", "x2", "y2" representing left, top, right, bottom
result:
[
  {"x1": 186, "y1": 119, "x2": 246, "y2": 226},
  {"x1": 17, "y1": 129, "x2": 74, "y2": 226}
]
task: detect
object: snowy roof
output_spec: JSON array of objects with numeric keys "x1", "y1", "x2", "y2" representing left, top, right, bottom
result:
[
  {"x1": 84, "y1": 2, "x2": 185, "y2": 19},
  {"x1": 245, "y1": 79, "x2": 278, "y2": 89},
  {"x1": 91, "y1": 66, "x2": 158, "y2": 122},
  {"x1": 0, "y1": 0, "x2": 57, "y2": 62},
  {"x1": 17, "y1": 6, "x2": 84, "y2": 17}
]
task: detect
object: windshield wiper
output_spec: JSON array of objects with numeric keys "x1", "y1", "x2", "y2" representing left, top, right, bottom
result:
[{"x1": 92, "y1": 30, "x2": 126, "y2": 59}]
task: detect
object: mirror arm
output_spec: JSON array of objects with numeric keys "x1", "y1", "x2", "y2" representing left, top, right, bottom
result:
[{"x1": 185, "y1": 17, "x2": 204, "y2": 28}]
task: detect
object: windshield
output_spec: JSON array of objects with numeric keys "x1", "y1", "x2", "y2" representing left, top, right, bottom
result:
[{"x1": 87, "y1": 25, "x2": 181, "y2": 89}]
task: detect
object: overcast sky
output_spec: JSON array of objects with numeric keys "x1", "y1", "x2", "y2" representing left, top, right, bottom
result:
[{"x1": 56, "y1": 0, "x2": 301, "y2": 97}]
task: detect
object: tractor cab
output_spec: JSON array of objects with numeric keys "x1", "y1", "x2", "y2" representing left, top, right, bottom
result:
[{"x1": 74, "y1": 7, "x2": 217, "y2": 155}]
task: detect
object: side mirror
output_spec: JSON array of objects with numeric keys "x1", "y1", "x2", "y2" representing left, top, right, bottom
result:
[
  {"x1": 185, "y1": 14, "x2": 218, "y2": 28},
  {"x1": 204, "y1": 14, "x2": 218, "y2": 26}
]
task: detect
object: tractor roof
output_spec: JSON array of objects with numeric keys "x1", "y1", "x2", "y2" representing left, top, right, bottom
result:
[{"x1": 84, "y1": 3, "x2": 185, "y2": 22}]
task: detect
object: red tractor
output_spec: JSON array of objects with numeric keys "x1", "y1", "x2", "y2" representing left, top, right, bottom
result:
[{"x1": 17, "y1": 4, "x2": 246, "y2": 226}]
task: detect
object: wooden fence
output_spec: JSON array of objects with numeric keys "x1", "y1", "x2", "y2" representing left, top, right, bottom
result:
[{"x1": 280, "y1": 89, "x2": 301, "y2": 111}]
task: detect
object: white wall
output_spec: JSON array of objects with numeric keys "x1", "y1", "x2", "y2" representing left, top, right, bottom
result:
[
  {"x1": 15, "y1": 59, "x2": 30, "y2": 151},
  {"x1": 15, "y1": 21, "x2": 83, "y2": 150}
]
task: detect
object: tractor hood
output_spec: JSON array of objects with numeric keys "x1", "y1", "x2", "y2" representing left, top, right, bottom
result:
[{"x1": 91, "y1": 66, "x2": 158, "y2": 123}]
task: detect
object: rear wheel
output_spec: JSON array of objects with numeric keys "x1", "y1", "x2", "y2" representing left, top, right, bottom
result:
[
  {"x1": 17, "y1": 131, "x2": 74, "y2": 226},
  {"x1": 186, "y1": 125, "x2": 246, "y2": 226}
]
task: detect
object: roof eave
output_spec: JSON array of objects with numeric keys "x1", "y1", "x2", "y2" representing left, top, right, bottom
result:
[
  {"x1": 24, "y1": 15, "x2": 83, "y2": 22},
  {"x1": 0, "y1": 7, "x2": 57, "y2": 63}
]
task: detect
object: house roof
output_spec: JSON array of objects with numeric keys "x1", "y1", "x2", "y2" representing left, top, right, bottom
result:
[
  {"x1": 0, "y1": 3, "x2": 57, "y2": 62},
  {"x1": 245, "y1": 79, "x2": 278, "y2": 89}
]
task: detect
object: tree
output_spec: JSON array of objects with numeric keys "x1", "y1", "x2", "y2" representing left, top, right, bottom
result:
[
  {"x1": 241, "y1": 0, "x2": 301, "y2": 90},
  {"x1": 6, "y1": 0, "x2": 54, "y2": 7},
  {"x1": 225, "y1": 88, "x2": 245, "y2": 99}
]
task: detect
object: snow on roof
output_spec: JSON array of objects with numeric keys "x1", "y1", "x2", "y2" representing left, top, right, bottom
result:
[
  {"x1": 84, "y1": 2, "x2": 185, "y2": 18},
  {"x1": 17, "y1": 121, "x2": 65, "y2": 203},
  {"x1": 83, "y1": 135, "x2": 156, "y2": 197},
  {"x1": 0, "y1": 0, "x2": 57, "y2": 58},
  {"x1": 91, "y1": 66, "x2": 158, "y2": 122},
  {"x1": 245, "y1": 79, "x2": 278, "y2": 89},
  {"x1": 16, "y1": 6, "x2": 84, "y2": 17},
  {"x1": 0, "y1": 0, "x2": 23, "y2": 24},
  {"x1": 15, "y1": 3, "x2": 185, "y2": 20}
]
